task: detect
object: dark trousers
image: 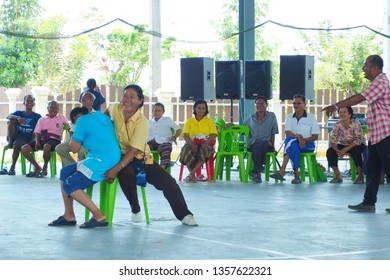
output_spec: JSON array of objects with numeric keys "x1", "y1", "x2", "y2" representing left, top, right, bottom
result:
[
  {"x1": 117, "y1": 161, "x2": 192, "y2": 221},
  {"x1": 326, "y1": 143, "x2": 366, "y2": 168},
  {"x1": 248, "y1": 139, "x2": 272, "y2": 173},
  {"x1": 363, "y1": 135, "x2": 390, "y2": 205}
]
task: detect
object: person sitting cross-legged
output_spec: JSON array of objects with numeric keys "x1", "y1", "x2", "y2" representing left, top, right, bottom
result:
[{"x1": 270, "y1": 94, "x2": 320, "y2": 184}]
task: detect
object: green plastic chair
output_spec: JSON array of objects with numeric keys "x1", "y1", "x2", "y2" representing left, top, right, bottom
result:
[
  {"x1": 85, "y1": 178, "x2": 150, "y2": 226},
  {"x1": 246, "y1": 151, "x2": 279, "y2": 182},
  {"x1": 213, "y1": 125, "x2": 252, "y2": 183},
  {"x1": 299, "y1": 152, "x2": 318, "y2": 183},
  {"x1": 265, "y1": 152, "x2": 280, "y2": 182},
  {"x1": 1, "y1": 146, "x2": 28, "y2": 175},
  {"x1": 150, "y1": 150, "x2": 171, "y2": 174}
]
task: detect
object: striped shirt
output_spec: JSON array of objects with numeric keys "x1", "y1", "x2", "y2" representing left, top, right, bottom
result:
[{"x1": 361, "y1": 73, "x2": 390, "y2": 145}]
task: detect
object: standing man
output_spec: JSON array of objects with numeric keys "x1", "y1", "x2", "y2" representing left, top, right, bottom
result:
[
  {"x1": 1, "y1": 94, "x2": 41, "y2": 176},
  {"x1": 323, "y1": 55, "x2": 390, "y2": 213}
]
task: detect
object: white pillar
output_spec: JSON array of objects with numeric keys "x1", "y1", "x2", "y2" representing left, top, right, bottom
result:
[
  {"x1": 384, "y1": 0, "x2": 390, "y2": 74},
  {"x1": 31, "y1": 86, "x2": 51, "y2": 115},
  {"x1": 271, "y1": 92, "x2": 283, "y2": 148},
  {"x1": 149, "y1": 0, "x2": 162, "y2": 97},
  {"x1": 5, "y1": 88, "x2": 22, "y2": 114}
]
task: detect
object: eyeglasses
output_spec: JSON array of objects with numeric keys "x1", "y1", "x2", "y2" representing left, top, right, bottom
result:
[{"x1": 292, "y1": 102, "x2": 303, "y2": 105}]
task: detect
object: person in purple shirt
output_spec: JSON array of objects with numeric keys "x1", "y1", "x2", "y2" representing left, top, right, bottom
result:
[{"x1": 0, "y1": 94, "x2": 41, "y2": 176}]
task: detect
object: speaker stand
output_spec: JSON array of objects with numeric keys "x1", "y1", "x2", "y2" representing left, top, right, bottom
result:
[{"x1": 230, "y1": 99, "x2": 234, "y2": 123}]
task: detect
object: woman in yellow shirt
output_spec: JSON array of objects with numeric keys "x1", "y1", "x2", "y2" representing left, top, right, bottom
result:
[
  {"x1": 180, "y1": 100, "x2": 218, "y2": 183},
  {"x1": 104, "y1": 84, "x2": 197, "y2": 226}
]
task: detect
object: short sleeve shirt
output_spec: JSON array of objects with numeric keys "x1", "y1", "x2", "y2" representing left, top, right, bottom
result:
[
  {"x1": 182, "y1": 116, "x2": 218, "y2": 139},
  {"x1": 285, "y1": 111, "x2": 320, "y2": 139},
  {"x1": 108, "y1": 104, "x2": 153, "y2": 164},
  {"x1": 360, "y1": 73, "x2": 390, "y2": 145},
  {"x1": 72, "y1": 111, "x2": 121, "y2": 181},
  {"x1": 33, "y1": 114, "x2": 69, "y2": 140},
  {"x1": 330, "y1": 119, "x2": 366, "y2": 146},
  {"x1": 243, "y1": 111, "x2": 279, "y2": 147},
  {"x1": 12, "y1": 111, "x2": 41, "y2": 142},
  {"x1": 147, "y1": 116, "x2": 180, "y2": 144}
]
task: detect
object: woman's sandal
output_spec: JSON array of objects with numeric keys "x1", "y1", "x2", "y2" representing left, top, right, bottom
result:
[
  {"x1": 184, "y1": 175, "x2": 197, "y2": 183},
  {"x1": 330, "y1": 178, "x2": 343, "y2": 183}
]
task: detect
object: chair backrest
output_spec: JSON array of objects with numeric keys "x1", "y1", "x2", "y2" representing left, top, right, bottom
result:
[{"x1": 218, "y1": 125, "x2": 250, "y2": 153}]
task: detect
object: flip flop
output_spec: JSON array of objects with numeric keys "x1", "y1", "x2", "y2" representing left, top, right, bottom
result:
[
  {"x1": 270, "y1": 172, "x2": 286, "y2": 181},
  {"x1": 0, "y1": 169, "x2": 8, "y2": 175},
  {"x1": 79, "y1": 218, "x2": 108, "y2": 229},
  {"x1": 7, "y1": 170, "x2": 15, "y2": 175},
  {"x1": 35, "y1": 171, "x2": 44, "y2": 178},
  {"x1": 26, "y1": 171, "x2": 36, "y2": 177},
  {"x1": 48, "y1": 216, "x2": 77, "y2": 226}
]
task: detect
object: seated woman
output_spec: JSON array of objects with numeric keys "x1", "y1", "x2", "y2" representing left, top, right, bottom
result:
[
  {"x1": 147, "y1": 102, "x2": 182, "y2": 169},
  {"x1": 179, "y1": 99, "x2": 218, "y2": 183},
  {"x1": 104, "y1": 84, "x2": 197, "y2": 226},
  {"x1": 326, "y1": 106, "x2": 366, "y2": 184}
]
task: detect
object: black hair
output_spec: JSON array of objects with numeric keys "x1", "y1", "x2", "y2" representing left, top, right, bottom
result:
[
  {"x1": 293, "y1": 94, "x2": 306, "y2": 103},
  {"x1": 369, "y1": 55, "x2": 384, "y2": 69},
  {"x1": 87, "y1": 78, "x2": 97, "y2": 89},
  {"x1": 70, "y1": 106, "x2": 89, "y2": 124},
  {"x1": 338, "y1": 106, "x2": 354, "y2": 118},
  {"x1": 254, "y1": 95, "x2": 268, "y2": 105},
  {"x1": 124, "y1": 84, "x2": 144, "y2": 108},
  {"x1": 23, "y1": 94, "x2": 35, "y2": 104},
  {"x1": 153, "y1": 102, "x2": 165, "y2": 112},
  {"x1": 193, "y1": 99, "x2": 209, "y2": 116}
]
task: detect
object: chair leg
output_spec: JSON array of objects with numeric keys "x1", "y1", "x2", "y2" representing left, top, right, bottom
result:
[
  {"x1": 140, "y1": 186, "x2": 150, "y2": 224},
  {"x1": 179, "y1": 164, "x2": 184, "y2": 181},
  {"x1": 50, "y1": 151, "x2": 57, "y2": 177},
  {"x1": 1, "y1": 147, "x2": 7, "y2": 170}
]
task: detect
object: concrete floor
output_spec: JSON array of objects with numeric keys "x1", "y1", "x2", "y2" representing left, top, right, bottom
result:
[{"x1": 1, "y1": 161, "x2": 390, "y2": 260}]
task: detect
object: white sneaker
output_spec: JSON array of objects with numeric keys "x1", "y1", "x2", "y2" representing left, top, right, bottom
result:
[
  {"x1": 181, "y1": 214, "x2": 198, "y2": 226},
  {"x1": 131, "y1": 212, "x2": 143, "y2": 223}
]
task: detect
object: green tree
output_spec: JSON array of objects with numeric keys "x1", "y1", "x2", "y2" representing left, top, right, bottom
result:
[
  {"x1": 105, "y1": 26, "x2": 176, "y2": 87},
  {"x1": 296, "y1": 21, "x2": 382, "y2": 92},
  {"x1": 211, "y1": 0, "x2": 281, "y2": 90},
  {"x1": 0, "y1": 0, "x2": 42, "y2": 88}
]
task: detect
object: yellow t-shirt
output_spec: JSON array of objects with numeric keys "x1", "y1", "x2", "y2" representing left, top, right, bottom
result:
[
  {"x1": 182, "y1": 116, "x2": 218, "y2": 139},
  {"x1": 108, "y1": 104, "x2": 153, "y2": 164}
]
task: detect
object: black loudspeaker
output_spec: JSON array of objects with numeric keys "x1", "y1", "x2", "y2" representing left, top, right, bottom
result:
[
  {"x1": 245, "y1": 60, "x2": 272, "y2": 100},
  {"x1": 180, "y1": 57, "x2": 214, "y2": 101},
  {"x1": 279, "y1": 55, "x2": 314, "y2": 101},
  {"x1": 215, "y1": 60, "x2": 243, "y2": 99}
]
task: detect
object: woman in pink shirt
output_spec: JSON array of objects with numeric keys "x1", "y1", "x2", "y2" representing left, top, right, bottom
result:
[{"x1": 326, "y1": 106, "x2": 366, "y2": 184}]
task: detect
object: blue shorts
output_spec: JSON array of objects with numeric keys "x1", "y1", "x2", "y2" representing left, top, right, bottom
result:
[{"x1": 60, "y1": 163, "x2": 97, "y2": 196}]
